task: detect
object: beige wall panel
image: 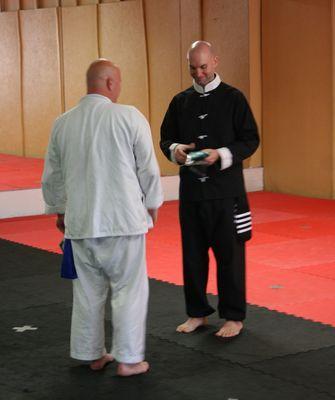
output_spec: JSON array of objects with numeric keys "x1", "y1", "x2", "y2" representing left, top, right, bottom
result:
[
  {"x1": 100, "y1": 0, "x2": 120, "y2": 3},
  {"x1": 61, "y1": 5, "x2": 98, "y2": 110},
  {"x1": 60, "y1": 0, "x2": 77, "y2": 6},
  {"x1": 4, "y1": 0, "x2": 20, "y2": 11},
  {"x1": 20, "y1": 9, "x2": 62, "y2": 158},
  {"x1": 99, "y1": 0, "x2": 149, "y2": 118},
  {"x1": 78, "y1": 0, "x2": 98, "y2": 5},
  {"x1": 20, "y1": 0, "x2": 37, "y2": 9},
  {"x1": 0, "y1": 13, "x2": 23, "y2": 155},
  {"x1": 38, "y1": 0, "x2": 59, "y2": 7},
  {"x1": 203, "y1": 0, "x2": 249, "y2": 98},
  {"x1": 262, "y1": 0, "x2": 332, "y2": 198},
  {"x1": 248, "y1": 0, "x2": 262, "y2": 168},
  {"x1": 180, "y1": 0, "x2": 202, "y2": 89},
  {"x1": 144, "y1": 0, "x2": 181, "y2": 176}
]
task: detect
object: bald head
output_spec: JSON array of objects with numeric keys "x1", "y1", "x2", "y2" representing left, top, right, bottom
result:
[
  {"x1": 187, "y1": 41, "x2": 218, "y2": 87},
  {"x1": 86, "y1": 59, "x2": 121, "y2": 102},
  {"x1": 187, "y1": 41, "x2": 214, "y2": 59}
]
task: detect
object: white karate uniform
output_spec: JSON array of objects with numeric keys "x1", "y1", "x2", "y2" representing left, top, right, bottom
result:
[
  {"x1": 42, "y1": 94, "x2": 163, "y2": 238},
  {"x1": 71, "y1": 236, "x2": 148, "y2": 363},
  {"x1": 42, "y1": 94, "x2": 163, "y2": 363}
]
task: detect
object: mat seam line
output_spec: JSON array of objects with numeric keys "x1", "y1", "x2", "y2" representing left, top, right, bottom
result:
[
  {"x1": 246, "y1": 344, "x2": 335, "y2": 365},
  {"x1": 2, "y1": 237, "x2": 335, "y2": 327},
  {"x1": 147, "y1": 333, "x2": 335, "y2": 399},
  {"x1": 1, "y1": 239, "x2": 334, "y2": 329}
]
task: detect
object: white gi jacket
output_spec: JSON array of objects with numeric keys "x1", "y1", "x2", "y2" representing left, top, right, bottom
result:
[{"x1": 42, "y1": 94, "x2": 163, "y2": 239}]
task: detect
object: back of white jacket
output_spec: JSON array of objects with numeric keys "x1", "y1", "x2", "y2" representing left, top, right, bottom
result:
[{"x1": 42, "y1": 94, "x2": 163, "y2": 239}]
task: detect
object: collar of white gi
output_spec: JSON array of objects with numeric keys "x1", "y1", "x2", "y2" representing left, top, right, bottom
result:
[
  {"x1": 193, "y1": 73, "x2": 221, "y2": 94},
  {"x1": 82, "y1": 94, "x2": 112, "y2": 103}
]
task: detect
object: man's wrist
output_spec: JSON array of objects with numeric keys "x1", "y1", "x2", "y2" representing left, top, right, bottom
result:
[{"x1": 169, "y1": 143, "x2": 180, "y2": 163}]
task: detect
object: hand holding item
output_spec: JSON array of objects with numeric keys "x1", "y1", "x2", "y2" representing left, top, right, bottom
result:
[
  {"x1": 148, "y1": 208, "x2": 158, "y2": 226},
  {"x1": 56, "y1": 213, "x2": 65, "y2": 233},
  {"x1": 174, "y1": 143, "x2": 195, "y2": 164},
  {"x1": 200, "y1": 149, "x2": 220, "y2": 166},
  {"x1": 185, "y1": 150, "x2": 209, "y2": 166}
]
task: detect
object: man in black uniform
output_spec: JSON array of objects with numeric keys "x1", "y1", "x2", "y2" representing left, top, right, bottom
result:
[{"x1": 160, "y1": 41, "x2": 259, "y2": 337}]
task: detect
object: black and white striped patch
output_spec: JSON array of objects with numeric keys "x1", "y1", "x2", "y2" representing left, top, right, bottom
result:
[{"x1": 234, "y1": 209, "x2": 252, "y2": 234}]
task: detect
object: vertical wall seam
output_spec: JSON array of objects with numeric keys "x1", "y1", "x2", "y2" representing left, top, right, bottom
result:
[
  {"x1": 248, "y1": 0, "x2": 263, "y2": 170},
  {"x1": 96, "y1": 3, "x2": 101, "y2": 57},
  {"x1": 260, "y1": 0, "x2": 264, "y2": 170},
  {"x1": 141, "y1": 0, "x2": 151, "y2": 123},
  {"x1": 17, "y1": 10, "x2": 26, "y2": 156},
  {"x1": 179, "y1": 0, "x2": 183, "y2": 91},
  {"x1": 244, "y1": 0, "x2": 251, "y2": 169},
  {"x1": 200, "y1": 0, "x2": 204, "y2": 40},
  {"x1": 57, "y1": 6, "x2": 65, "y2": 113}
]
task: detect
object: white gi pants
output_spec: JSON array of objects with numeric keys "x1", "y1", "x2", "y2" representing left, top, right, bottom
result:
[{"x1": 70, "y1": 235, "x2": 148, "y2": 364}]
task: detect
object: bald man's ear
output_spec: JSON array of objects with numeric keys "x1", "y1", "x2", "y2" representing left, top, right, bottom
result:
[
  {"x1": 106, "y1": 77, "x2": 113, "y2": 91},
  {"x1": 213, "y1": 55, "x2": 219, "y2": 67}
]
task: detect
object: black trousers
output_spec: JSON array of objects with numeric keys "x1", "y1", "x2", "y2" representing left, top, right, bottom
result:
[{"x1": 179, "y1": 198, "x2": 246, "y2": 321}]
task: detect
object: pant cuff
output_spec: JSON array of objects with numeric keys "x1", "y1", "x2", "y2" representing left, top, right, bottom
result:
[
  {"x1": 111, "y1": 353, "x2": 145, "y2": 364},
  {"x1": 187, "y1": 309, "x2": 215, "y2": 318},
  {"x1": 218, "y1": 312, "x2": 246, "y2": 321},
  {"x1": 70, "y1": 351, "x2": 105, "y2": 361}
]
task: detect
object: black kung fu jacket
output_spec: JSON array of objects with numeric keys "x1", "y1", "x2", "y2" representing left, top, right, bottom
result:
[{"x1": 160, "y1": 80, "x2": 260, "y2": 202}]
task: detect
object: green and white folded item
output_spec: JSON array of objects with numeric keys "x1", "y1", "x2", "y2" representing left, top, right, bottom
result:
[{"x1": 185, "y1": 151, "x2": 209, "y2": 166}]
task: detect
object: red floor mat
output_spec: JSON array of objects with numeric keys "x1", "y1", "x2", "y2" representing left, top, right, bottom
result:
[
  {"x1": 248, "y1": 236, "x2": 335, "y2": 269},
  {"x1": 1, "y1": 193, "x2": 335, "y2": 327},
  {"x1": 255, "y1": 217, "x2": 335, "y2": 240},
  {"x1": 295, "y1": 262, "x2": 335, "y2": 280},
  {"x1": 0, "y1": 154, "x2": 44, "y2": 191}
]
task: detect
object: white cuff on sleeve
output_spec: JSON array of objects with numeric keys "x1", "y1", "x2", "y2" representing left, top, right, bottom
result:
[
  {"x1": 217, "y1": 147, "x2": 233, "y2": 170},
  {"x1": 169, "y1": 143, "x2": 179, "y2": 164}
]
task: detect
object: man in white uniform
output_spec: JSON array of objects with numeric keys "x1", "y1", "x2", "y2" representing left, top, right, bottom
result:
[{"x1": 42, "y1": 59, "x2": 163, "y2": 376}]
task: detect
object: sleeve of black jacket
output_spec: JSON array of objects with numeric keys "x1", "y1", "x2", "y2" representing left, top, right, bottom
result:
[
  {"x1": 160, "y1": 97, "x2": 179, "y2": 161},
  {"x1": 226, "y1": 90, "x2": 260, "y2": 164}
]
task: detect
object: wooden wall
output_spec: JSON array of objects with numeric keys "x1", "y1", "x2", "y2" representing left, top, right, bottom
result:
[
  {"x1": 20, "y1": 8, "x2": 63, "y2": 156},
  {"x1": 0, "y1": 0, "x2": 260, "y2": 177},
  {"x1": 61, "y1": 5, "x2": 99, "y2": 110},
  {"x1": 2, "y1": 0, "x2": 335, "y2": 199},
  {"x1": 262, "y1": 0, "x2": 333, "y2": 198},
  {"x1": 99, "y1": 1, "x2": 149, "y2": 118},
  {"x1": 144, "y1": 0, "x2": 203, "y2": 175},
  {"x1": 0, "y1": 12, "x2": 22, "y2": 155}
]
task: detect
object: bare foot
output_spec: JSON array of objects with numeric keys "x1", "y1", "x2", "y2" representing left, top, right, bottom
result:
[
  {"x1": 176, "y1": 317, "x2": 207, "y2": 333},
  {"x1": 215, "y1": 320, "x2": 243, "y2": 338},
  {"x1": 117, "y1": 361, "x2": 149, "y2": 377},
  {"x1": 90, "y1": 353, "x2": 114, "y2": 370}
]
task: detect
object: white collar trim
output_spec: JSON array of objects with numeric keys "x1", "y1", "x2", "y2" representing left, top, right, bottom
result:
[
  {"x1": 82, "y1": 94, "x2": 112, "y2": 103},
  {"x1": 193, "y1": 74, "x2": 221, "y2": 94}
]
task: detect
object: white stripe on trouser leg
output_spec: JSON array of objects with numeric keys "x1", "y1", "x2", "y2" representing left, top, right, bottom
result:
[{"x1": 70, "y1": 235, "x2": 148, "y2": 364}]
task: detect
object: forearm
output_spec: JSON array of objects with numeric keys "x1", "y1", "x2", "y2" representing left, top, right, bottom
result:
[
  {"x1": 229, "y1": 92, "x2": 260, "y2": 162},
  {"x1": 134, "y1": 115, "x2": 164, "y2": 209},
  {"x1": 42, "y1": 180, "x2": 66, "y2": 214},
  {"x1": 160, "y1": 139, "x2": 175, "y2": 161},
  {"x1": 42, "y1": 130, "x2": 67, "y2": 214},
  {"x1": 225, "y1": 135, "x2": 260, "y2": 164},
  {"x1": 147, "y1": 208, "x2": 158, "y2": 226}
]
